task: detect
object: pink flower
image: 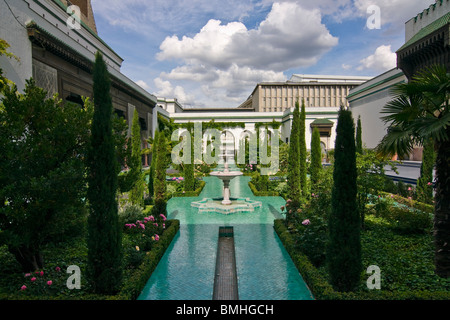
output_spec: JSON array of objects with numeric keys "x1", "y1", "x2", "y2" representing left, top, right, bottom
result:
[
  {"x1": 154, "y1": 234, "x2": 160, "y2": 241},
  {"x1": 40, "y1": 271, "x2": 44, "y2": 276},
  {"x1": 311, "y1": 193, "x2": 315, "y2": 197},
  {"x1": 408, "y1": 187, "x2": 412, "y2": 191},
  {"x1": 163, "y1": 223, "x2": 166, "y2": 229},
  {"x1": 139, "y1": 223, "x2": 145, "y2": 230},
  {"x1": 408, "y1": 197, "x2": 412, "y2": 200},
  {"x1": 55, "y1": 267, "x2": 61, "y2": 272},
  {"x1": 31, "y1": 277, "x2": 36, "y2": 282},
  {"x1": 160, "y1": 214, "x2": 167, "y2": 221},
  {"x1": 47, "y1": 280, "x2": 52, "y2": 286},
  {"x1": 20, "y1": 285, "x2": 27, "y2": 291},
  {"x1": 427, "y1": 182, "x2": 432, "y2": 186},
  {"x1": 302, "y1": 219, "x2": 311, "y2": 226},
  {"x1": 24, "y1": 273, "x2": 31, "y2": 277},
  {"x1": 153, "y1": 223, "x2": 158, "y2": 227}
]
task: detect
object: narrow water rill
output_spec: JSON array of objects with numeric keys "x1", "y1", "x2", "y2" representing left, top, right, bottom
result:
[
  {"x1": 137, "y1": 174, "x2": 314, "y2": 300},
  {"x1": 213, "y1": 227, "x2": 239, "y2": 300}
]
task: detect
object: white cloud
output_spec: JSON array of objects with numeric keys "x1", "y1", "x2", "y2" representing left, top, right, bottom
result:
[
  {"x1": 135, "y1": 80, "x2": 151, "y2": 90},
  {"x1": 357, "y1": 45, "x2": 396, "y2": 72},
  {"x1": 157, "y1": 2, "x2": 338, "y2": 72},
  {"x1": 342, "y1": 64, "x2": 352, "y2": 70},
  {"x1": 155, "y1": 2, "x2": 337, "y2": 106},
  {"x1": 353, "y1": 0, "x2": 436, "y2": 28},
  {"x1": 153, "y1": 78, "x2": 197, "y2": 106}
]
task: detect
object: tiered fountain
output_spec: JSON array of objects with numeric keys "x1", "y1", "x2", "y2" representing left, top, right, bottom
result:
[{"x1": 191, "y1": 140, "x2": 262, "y2": 214}]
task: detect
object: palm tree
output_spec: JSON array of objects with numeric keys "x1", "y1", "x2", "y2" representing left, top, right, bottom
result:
[{"x1": 377, "y1": 65, "x2": 450, "y2": 278}]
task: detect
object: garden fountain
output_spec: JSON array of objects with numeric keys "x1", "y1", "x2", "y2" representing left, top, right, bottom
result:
[
  {"x1": 191, "y1": 140, "x2": 261, "y2": 214},
  {"x1": 210, "y1": 155, "x2": 242, "y2": 205}
]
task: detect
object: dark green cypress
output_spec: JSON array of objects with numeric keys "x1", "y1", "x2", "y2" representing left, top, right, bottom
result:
[
  {"x1": 417, "y1": 138, "x2": 436, "y2": 204},
  {"x1": 184, "y1": 133, "x2": 195, "y2": 191},
  {"x1": 129, "y1": 108, "x2": 144, "y2": 206},
  {"x1": 152, "y1": 131, "x2": 168, "y2": 216},
  {"x1": 327, "y1": 106, "x2": 361, "y2": 292},
  {"x1": 287, "y1": 101, "x2": 301, "y2": 208},
  {"x1": 310, "y1": 127, "x2": 322, "y2": 192},
  {"x1": 86, "y1": 52, "x2": 123, "y2": 294},
  {"x1": 356, "y1": 115, "x2": 363, "y2": 154},
  {"x1": 299, "y1": 100, "x2": 307, "y2": 197},
  {"x1": 148, "y1": 131, "x2": 158, "y2": 200}
]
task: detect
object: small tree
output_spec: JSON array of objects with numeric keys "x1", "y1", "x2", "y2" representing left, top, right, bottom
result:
[
  {"x1": 327, "y1": 106, "x2": 361, "y2": 292},
  {"x1": 286, "y1": 101, "x2": 301, "y2": 224},
  {"x1": 152, "y1": 131, "x2": 168, "y2": 216},
  {"x1": 416, "y1": 138, "x2": 436, "y2": 204},
  {"x1": 356, "y1": 115, "x2": 363, "y2": 154},
  {"x1": 148, "y1": 132, "x2": 157, "y2": 201},
  {"x1": 129, "y1": 109, "x2": 145, "y2": 207},
  {"x1": 184, "y1": 134, "x2": 195, "y2": 191},
  {"x1": 310, "y1": 127, "x2": 322, "y2": 192},
  {"x1": 299, "y1": 100, "x2": 308, "y2": 197},
  {"x1": 86, "y1": 52, "x2": 123, "y2": 294}
]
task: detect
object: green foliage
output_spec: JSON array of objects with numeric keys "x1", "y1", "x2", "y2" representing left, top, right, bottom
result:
[
  {"x1": 152, "y1": 131, "x2": 168, "y2": 216},
  {"x1": 299, "y1": 100, "x2": 308, "y2": 197},
  {"x1": 356, "y1": 115, "x2": 363, "y2": 154},
  {"x1": 250, "y1": 171, "x2": 269, "y2": 192},
  {"x1": 129, "y1": 109, "x2": 145, "y2": 207},
  {"x1": 310, "y1": 127, "x2": 322, "y2": 192},
  {"x1": 327, "y1": 107, "x2": 361, "y2": 292},
  {"x1": 86, "y1": 52, "x2": 123, "y2": 294},
  {"x1": 183, "y1": 134, "x2": 195, "y2": 191},
  {"x1": 275, "y1": 218, "x2": 450, "y2": 300},
  {"x1": 416, "y1": 138, "x2": 436, "y2": 204},
  {"x1": 286, "y1": 101, "x2": 301, "y2": 222},
  {"x1": 0, "y1": 77, "x2": 91, "y2": 272},
  {"x1": 356, "y1": 149, "x2": 395, "y2": 228}
]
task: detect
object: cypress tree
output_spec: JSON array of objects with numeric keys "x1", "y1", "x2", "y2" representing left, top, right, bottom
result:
[
  {"x1": 356, "y1": 115, "x2": 363, "y2": 154},
  {"x1": 287, "y1": 101, "x2": 301, "y2": 206},
  {"x1": 299, "y1": 100, "x2": 307, "y2": 197},
  {"x1": 310, "y1": 127, "x2": 322, "y2": 192},
  {"x1": 327, "y1": 106, "x2": 361, "y2": 292},
  {"x1": 148, "y1": 131, "x2": 158, "y2": 201},
  {"x1": 86, "y1": 52, "x2": 123, "y2": 294},
  {"x1": 417, "y1": 138, "x2": 436, "y2": 204},
  {"x1": 184, "y1": 133, "x2": 195, "y2": 191},
  {"x1": 152, "y1": 131, "x2": 168, "y2": 216},
  {"x1": 129, "y1": 109, "x2": 145, "y2": 206}
]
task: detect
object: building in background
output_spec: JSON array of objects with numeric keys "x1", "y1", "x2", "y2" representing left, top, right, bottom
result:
[
  {"x1": 348, "y1": 68, "x2": 407, "y2": 152},
  {"x1": 397, "y1": 0, "x2": 450, "y2": 80},
  {"x1": 238, "y1": 74, "x2": 371, "y2": 112},
  {"x1": 0, "y1": 0, "x2": 157, "y2": 166}
]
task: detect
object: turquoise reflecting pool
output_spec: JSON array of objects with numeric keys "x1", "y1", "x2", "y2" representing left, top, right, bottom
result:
[{"x1": 138, "y1": 175, "x2": 314, "y2": 300}]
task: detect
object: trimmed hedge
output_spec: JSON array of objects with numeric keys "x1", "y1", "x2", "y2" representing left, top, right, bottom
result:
[
  {"x1": 172, "y1": 180, "x2": 206, "y2": 197},
  {"x1": 0, "y1": 220, "x2": 180, "y2": 300},
  {"x1": 273, "y1": 219, "x2": 450, "y2": 300},
  {"x1": 248, "y1": 181, "x2": 278, "y2": 196},
  {"x1": 379, "y1": 191, "x2": 434, "y2": 214},
  {"x1": 117, "y1": 219, "x2": 180, "y2": 300}
]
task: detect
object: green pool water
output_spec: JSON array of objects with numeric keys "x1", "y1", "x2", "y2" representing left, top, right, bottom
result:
[{"x1": 137, "y1": 174, "x2": 314, "y2": 300}]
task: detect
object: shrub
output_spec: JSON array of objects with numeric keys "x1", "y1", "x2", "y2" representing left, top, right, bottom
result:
[
  {"x1": 389, "y1": 206, "x2": 433, "y2": 235},
  {"x1": 119, "y1": 204, "x2": 145, "y2": 226}
]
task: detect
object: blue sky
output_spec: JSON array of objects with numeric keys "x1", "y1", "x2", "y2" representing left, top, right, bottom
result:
[{"x1": 90, "y1": 0, "x2": 435, "y2": 108}]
